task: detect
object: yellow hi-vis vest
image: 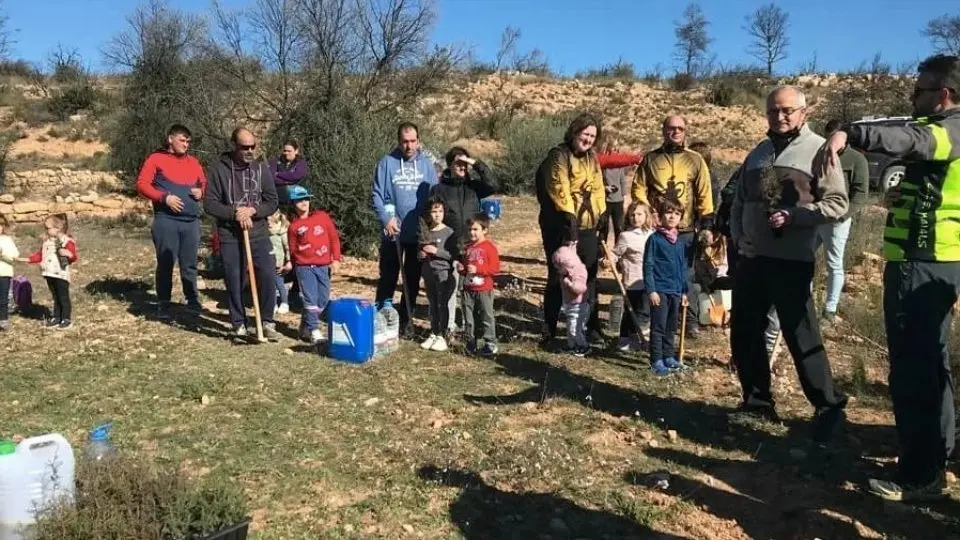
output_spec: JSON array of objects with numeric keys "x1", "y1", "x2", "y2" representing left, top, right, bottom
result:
[{"x1": 883, "y1": 112, "x2": 960, "y2": 262}]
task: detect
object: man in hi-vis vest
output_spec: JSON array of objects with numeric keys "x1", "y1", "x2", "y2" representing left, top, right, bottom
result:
[{"x1": 817, "y1": 54, "x2": 960, "y2": 503}]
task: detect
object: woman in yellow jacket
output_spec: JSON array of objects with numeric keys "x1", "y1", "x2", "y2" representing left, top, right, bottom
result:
[{"x1": 536, "y1": 113, "x2": 607, "y2": 350}]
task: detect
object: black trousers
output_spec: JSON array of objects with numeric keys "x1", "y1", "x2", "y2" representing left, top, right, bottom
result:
[
  {"x1": 649, "y1": 293, "x2": 680, "y2": 363},
  {"x1": 884, "y1": 261, "x2": 959, "y2": 485},
  {"x1": 619, "y1": 289, "x2": 651, "y2": 338},
  {"x1": 45, "y1": 277, "x2": 71, "y2": 321},
  {"x1": 542, "y1": 227, "x2": 600, "y2": 338},
  {"x1": 599, "y1": 201, "x2": 625, "y2": 244},
  {"x1": 221, "y1": 238, "x2": 276, "y2": 327},
  {"x1": 375, "y1": 239, "x2": 421, "y2": 329},
  {"x1": 730, "y1": 256, "x2": 844, "y2": 410},
  {"x1": 0, "y1": 276, "x2": 9, "y2": 321}
]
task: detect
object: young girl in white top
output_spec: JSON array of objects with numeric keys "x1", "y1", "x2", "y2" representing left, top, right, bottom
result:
[
  {"x1": 19, "y1": 213, "x2": 78, "y2": 330},
  {"x1": 0, "y1": 215, "x2": 20, "y2": 331},
  {"x1": 610, "y1": 201, "x2": 654, "y2": 351}
]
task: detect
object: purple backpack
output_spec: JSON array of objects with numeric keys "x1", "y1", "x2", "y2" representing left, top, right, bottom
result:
[{"x1": 11, "y1": 275, "x2": 32, "y2": 312}]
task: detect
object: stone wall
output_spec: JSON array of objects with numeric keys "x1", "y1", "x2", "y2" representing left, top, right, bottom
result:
[
  {"x1": 0, "y1": 192, "x2": 150, "y2": 223},
  {"x1": 4, "y1": 169, "x2": 123, "y2": 196}
]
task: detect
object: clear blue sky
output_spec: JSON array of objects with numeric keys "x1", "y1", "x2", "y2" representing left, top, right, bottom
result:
[{"x1": 4, "y1": 0, "x2": 957, "y2": 75}]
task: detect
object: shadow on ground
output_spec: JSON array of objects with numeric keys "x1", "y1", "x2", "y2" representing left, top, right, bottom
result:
[
  {"x1": 85, "y1": 277, "x2": 240, "y2": 342},
  {"x1": 638, "y1": 447, "x2": 960, "y2": 540},
  {"x1": 417, "y1": 464, "x2": 686, "y2": 539}
]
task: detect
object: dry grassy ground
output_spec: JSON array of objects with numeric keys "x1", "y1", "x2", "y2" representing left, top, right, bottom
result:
[{"x1": 2, "y1": 197, "x2": 959, "y2": 539}]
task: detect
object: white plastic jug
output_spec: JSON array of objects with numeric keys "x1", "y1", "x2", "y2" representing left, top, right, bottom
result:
[{"x1": 0, "y1": 434, "x2": 76, "y2": 540}]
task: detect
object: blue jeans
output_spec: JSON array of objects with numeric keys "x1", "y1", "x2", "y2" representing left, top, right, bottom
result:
[
  {"x1": 816, "y1": 217, "x2": 852, "y2": 313},
  {"x1": 296, "y1": 265, "x2": 331, "y2": 332},
  {"x1": 275, "y1": 273, "x2": 289, "y2": 306}
]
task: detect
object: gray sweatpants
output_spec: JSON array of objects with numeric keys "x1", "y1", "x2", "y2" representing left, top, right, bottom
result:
[
  {"x1": 424, "y1": 269, "x2": 455, "y2": 336},
  {"x1": 884, "y1": 260, "x2": 959, "y2": 486},
  {"x1": 463, "y1": 290, "x2": 497, "y2": 346}
]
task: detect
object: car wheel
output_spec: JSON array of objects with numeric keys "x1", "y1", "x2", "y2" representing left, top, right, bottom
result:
[{"x1": 881, "y1": 165, "x2": 905, "y2": 193}]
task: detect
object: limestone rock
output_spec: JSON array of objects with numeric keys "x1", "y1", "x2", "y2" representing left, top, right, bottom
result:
[
  {"x1": 11, "y1": 212, "x2": 44, "y2": 223},
  {"x1": 0, "y1": 194, "x2": 14, "y2": 203},
  {"x1": 79, "y1": 194, "x2": 98, "y2": 203},
  {"x1": 93, "y1": 198, "x2": 124, "y2": 209},
  {"x1": 0, "y1": 204, "x2": 12, "y2": 215},
  {"x1": 12, "y1": 202, "x2": 47, "y2": 214}
]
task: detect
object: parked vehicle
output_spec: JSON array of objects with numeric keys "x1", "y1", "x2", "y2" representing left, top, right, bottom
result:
[{"x1": 849, "y1": 116, "x2": 916, "y2": 194}]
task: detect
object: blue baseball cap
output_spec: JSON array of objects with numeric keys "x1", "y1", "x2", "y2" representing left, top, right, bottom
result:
[{"x1": 288, "y1": 185, "x2": 312, "y2": 201}]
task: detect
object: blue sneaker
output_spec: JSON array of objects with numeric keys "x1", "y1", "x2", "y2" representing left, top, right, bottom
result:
[
  {"x1": 664, "y1": 357, "x2": 685, "y2": 371},
  {"x1": 651, "y1": 360, "x2": 670, "y2": 376}
]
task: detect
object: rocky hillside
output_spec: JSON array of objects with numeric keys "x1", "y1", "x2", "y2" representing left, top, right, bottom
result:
[{"x1": 418, "y1": 74, "x2": 771, "y2": 162}]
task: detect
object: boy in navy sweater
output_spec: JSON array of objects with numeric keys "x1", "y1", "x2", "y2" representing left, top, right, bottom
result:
[{"x1": 643, "y1": 197, "x2": 689, "y2": 376}]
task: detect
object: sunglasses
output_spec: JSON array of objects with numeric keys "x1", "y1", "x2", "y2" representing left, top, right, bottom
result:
[
  {"x1": 237, "y1": 144, "x2": 257, "y2": 151},
  {"x1": 665, "y1": 126, "x2": 686, "y2": 132}
]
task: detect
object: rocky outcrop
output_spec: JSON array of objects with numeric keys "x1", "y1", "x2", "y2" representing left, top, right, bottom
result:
[
  {"x1": 3, "y1": 169, "x2": 123, "y2": 196},
  {"x1": 0, "y1": 193, "x2": 149, "y2": 223}
]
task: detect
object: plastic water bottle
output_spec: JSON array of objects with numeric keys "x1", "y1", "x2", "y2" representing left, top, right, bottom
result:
[
  {"x1": 374, "y1": 309, "x2": 389, "y2": 357},
  {"x1": 381, "y1": 300, "x2": 400, "y2": 353},
  {"x1": 84, "y1": 423, "x2": 116, "y2": 462},
  {"x1": 0, "y1": 434, "x2": 76, "y2": 540}
]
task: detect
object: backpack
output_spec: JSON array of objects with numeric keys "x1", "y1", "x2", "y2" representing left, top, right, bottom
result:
[{"x1": 11, "y1": 275, "x2": 32, "y2": 313}]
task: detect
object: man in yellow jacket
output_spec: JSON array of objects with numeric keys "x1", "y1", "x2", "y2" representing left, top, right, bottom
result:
[{"x1": 632, "y1": 115, "x2": 714, "y2": 337}]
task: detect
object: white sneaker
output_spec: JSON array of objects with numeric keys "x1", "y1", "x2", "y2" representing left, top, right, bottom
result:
[
  {"x1": 310, "y1": 329, "x2": 324, "y2": 344},
  {"x1": 430, "y1": 336, "x2": 448, "y2": 352},
  {"x1": 617, "y1": 337, "x2": 633, "y2": 352},
  {"x1": 277, "y1": 303, "x2": 290, "y2": 315},
  {"x1": 421, "y1": 334, "x2": 438, "y2": 350}
]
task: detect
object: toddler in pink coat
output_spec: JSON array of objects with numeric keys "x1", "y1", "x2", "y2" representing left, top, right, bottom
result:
[{"x1": 551, "y1": 232, "x2": 589, "y2": 354}]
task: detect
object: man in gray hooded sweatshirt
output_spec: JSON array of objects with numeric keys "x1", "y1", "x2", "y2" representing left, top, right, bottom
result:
[{"x1": 204, "y1": 127, "x2": 280, "y2": 341}]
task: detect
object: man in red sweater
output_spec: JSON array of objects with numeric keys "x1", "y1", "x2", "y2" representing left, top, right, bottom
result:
[
  {"x1": 457, "y1": 213, "x2": 500, "y2": 355},
  {"x1": 287, "y1": 185, "x2": 341, "y2": 344},
  {"x1": 136, "y1": 124, "x2": 207, "y2": 320}
]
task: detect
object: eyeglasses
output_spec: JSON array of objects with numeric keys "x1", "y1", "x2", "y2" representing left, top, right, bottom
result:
[
  {"x1": 665, "y1": 126, "x2": 685, "y2": 132},
  {"x1": 238, "y1": 144, "x2": 257, "y2": 151},
  {"x1": 766, "y1": 106, "x2": 805, "y2": 117}
]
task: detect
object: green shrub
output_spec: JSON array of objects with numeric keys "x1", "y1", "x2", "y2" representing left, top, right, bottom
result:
[
  {"x1": 282, "y1": 98, "x2": 398, "y2": 258},
  {"x1": 493, "y1": 113, "x2": 573, "y2": 195},
  {"x1": 706, "y1": 66, "x2": 770, "y2": 108},
  {"x1": 670, "y1": 73, "x2": 697, "y2": 92},
  {"x1": 47, "y1": 84, "x2": 101, "y2": 120},
  {"x1": 574, "y1": 58, "x2": 637, "y2": 81},
  {"x1": 32, "y1": 453, "x2": 247, "y2": 540},
  {"x1": 0, "y1": 59, "x2": 37, "y2": 77}
]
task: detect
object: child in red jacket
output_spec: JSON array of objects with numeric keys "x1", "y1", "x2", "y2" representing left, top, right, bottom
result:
[
  {"x1": 456, "y1": 213, "x2": 500, "y2": 355},
  {"x1": 18, "y1": 213, "x2": 78, "y2": 330},
  {"x1": 286, "y1": 186, "x2": 341, "y2": 344}
]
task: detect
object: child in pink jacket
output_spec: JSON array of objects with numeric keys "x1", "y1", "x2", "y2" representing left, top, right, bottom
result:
[{"x1": 551, "y1": 222, "x2": 589, "y2": 356}]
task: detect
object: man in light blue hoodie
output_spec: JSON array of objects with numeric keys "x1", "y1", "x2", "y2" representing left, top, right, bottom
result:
[{"x1": 372, "y1": 121, "x2": 439, "y2": 333}]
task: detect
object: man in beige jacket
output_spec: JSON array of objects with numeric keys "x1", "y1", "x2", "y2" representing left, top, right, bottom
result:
[{"x1": 730, "y1": 86, "x2": 849, "y2": 443}]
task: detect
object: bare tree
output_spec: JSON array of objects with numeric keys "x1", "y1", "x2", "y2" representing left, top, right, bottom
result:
[
  {"x1": 102, "y1": 0, "x2": 238, "y2": 175},
  {"x1": 745, "y1": 3, "x2": 789, "y2": 76},
  {"x1": 211, "y1": 0, "x2": 307, "y2": 126},
  {"x1": 924, "y1": 13, "x2": 960, "y2": 56},
  {"x1": 673, "y1": 3, "x2": 711, "y2": 77},
  {"x1": 0, "y1": 0, "x2": 12, "y2": 60}
]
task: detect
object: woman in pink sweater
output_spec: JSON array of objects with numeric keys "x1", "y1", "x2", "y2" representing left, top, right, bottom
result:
[{"x1": 551, "y1": 219, "x2": 590, "y2": 356}]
